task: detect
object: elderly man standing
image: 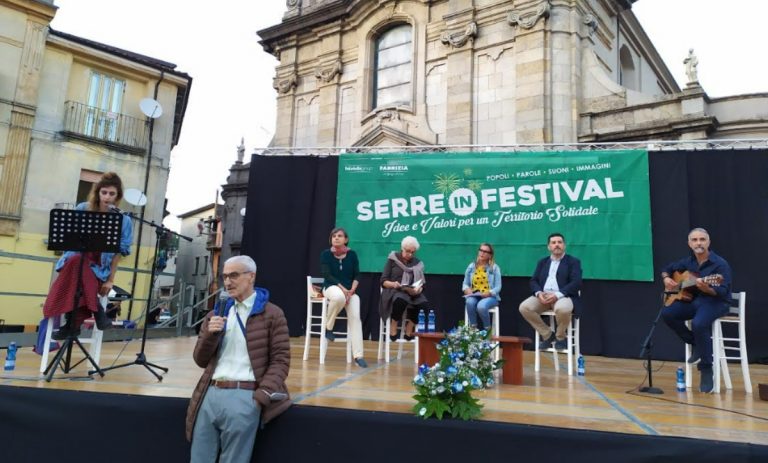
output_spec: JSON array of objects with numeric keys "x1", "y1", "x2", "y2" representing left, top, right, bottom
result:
[{"x1": 186, "y1": 255, "x2": 291, "y2": 463}]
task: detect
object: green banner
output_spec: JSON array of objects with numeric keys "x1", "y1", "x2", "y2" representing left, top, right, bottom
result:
[{"x1": 336, "y1": 150, "x2": 653, "y2": 281}]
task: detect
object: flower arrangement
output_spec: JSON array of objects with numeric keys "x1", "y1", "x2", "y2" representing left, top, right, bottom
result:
[{"x1": 412, "y1": 323, "x2": 503, "y2": 420}]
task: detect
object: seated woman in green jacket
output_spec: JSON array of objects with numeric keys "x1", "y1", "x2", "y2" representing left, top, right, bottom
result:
[{"x1": 320, "y1": 227, "x2": 367, "y2": 368}]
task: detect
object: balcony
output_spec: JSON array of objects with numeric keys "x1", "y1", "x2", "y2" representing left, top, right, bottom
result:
[{"x1": 60, "y1": 101, "x2": 148, "y2": 154}]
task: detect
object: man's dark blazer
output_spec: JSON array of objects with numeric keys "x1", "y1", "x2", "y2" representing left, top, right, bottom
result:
[{"x1": 528, "y1": 254, "x2": 583, "y2": 317}]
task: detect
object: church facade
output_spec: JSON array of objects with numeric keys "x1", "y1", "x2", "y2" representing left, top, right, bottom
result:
[{"x1": 256, "y1": 0, "x2": 767, "y2": 148}]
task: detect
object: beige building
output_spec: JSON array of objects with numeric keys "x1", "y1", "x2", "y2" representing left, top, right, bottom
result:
[
  {"x1": 0, "y1": 0, "x2": 191, "y2": 326},
  {"x1": 175, "y1": 203, "x2": 222, "y2": 311},
  {"x1": 256, "y1": 0, "x2": 767, "y2": 148}
]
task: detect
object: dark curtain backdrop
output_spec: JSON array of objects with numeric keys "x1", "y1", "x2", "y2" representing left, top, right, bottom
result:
[{"x1": 242, "y1": 150, "x2": 768, "y2": 362}]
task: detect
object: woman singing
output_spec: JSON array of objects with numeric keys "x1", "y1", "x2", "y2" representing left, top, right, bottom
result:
[
  {"x1": 320, "y1": 227, "x2": 368, "y2": 368},
  {"x1": 44, "y1": 172, "x2": 133, "y2": 340},
  {"x1": 379, "y1": 236, "x2": 428, "y2": 340},
  {"x1": 462, "y1": 243, "x2": 501, "y2": 330}
]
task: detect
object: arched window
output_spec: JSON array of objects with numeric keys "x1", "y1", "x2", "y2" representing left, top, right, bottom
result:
[
  {"x1": 619, "y1": 44, "x2": 637, "y2": 91},
  {"x1": 373, "y1": 24, "x2": 412, "y2": 108}
]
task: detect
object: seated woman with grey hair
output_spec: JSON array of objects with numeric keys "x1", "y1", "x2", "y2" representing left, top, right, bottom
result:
[{"x1": 379, "y1": 235, "x2": 429, "y2": 341}]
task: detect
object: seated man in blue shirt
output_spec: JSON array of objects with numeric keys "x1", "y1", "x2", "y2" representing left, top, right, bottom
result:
[{"x1": 661, "y1": 228, "x2": 732, "y2": 393}]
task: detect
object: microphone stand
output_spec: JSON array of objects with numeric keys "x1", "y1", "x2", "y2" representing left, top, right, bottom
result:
[
  {"x1": 638, "y1": 292, "x2": 670, "y2": 394},
  {"x1": 94, "y1": 211, "x2": 192, "y2": 381}
]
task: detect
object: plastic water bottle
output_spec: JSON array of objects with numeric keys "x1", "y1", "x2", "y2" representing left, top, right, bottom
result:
[
  {"x1": 676, "y1": 366, "x2": 686, "y2": 392},
  {"x1": 427, "y1": 310, "x2": 436, "y2": 333},
  {"x1": 577, "y1": 355, "x2": 585, "y2": 376},
  {"x1": 417, "y1": 309, "x2": 426, "y2": 333},
  {"x1": 4, "y1": 341, "x2": 17, "y2": 371}
]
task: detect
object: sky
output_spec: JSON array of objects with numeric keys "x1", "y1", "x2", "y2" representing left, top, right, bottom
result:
[{"x1": 48, "y1": 0, "x2": 768, "y2": 228}]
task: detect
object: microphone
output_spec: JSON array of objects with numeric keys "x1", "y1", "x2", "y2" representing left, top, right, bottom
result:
[{"x1": 108, "y1": 204, "x2": 125, "y2": 214}]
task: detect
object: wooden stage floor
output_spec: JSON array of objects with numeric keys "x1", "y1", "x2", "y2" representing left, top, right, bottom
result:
[{"x1": 2, "y1": 335, "x2": 767, "y2": 446}]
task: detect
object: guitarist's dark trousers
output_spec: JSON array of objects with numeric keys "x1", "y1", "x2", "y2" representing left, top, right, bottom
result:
[{"x1": 662, "y1": 297, "x2": 729, "y2": 369}]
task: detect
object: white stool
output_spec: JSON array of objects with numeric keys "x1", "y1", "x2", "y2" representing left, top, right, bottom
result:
[
  {"x1": 39, "y1": 295, "x2": 107, "y2": 374},
  {"x1": 463, "y1": 304, "x2": 501, "y2": 361},
  {"x1": 303, "y1": 276, "x2": 351, "y2": 365},
  {"x1": 685, "y1": 291, "x2": 751, "y2": 393},
  {"x1": 377, "y1": 316, "x2": 417, "y2": 364},
  {"x1": 534, "y1": 311, "x2": 580, "y2": 376}
]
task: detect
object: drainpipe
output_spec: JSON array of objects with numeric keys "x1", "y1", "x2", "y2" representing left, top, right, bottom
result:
[{"x1": 128, "y1": 70, "x2": 165, "y2": 319}]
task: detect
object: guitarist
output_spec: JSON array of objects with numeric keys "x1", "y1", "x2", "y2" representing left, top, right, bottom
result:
[{"x1": 660, "y1": 228, "x2": 732, "y2": 393}]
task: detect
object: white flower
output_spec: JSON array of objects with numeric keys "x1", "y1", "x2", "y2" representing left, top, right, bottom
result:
[{"x1": 419, "y1": 407, "x2": 427, "y2": 416}]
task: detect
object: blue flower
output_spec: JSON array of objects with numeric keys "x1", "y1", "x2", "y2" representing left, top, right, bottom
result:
[
  {"x1": 479, "y1": 330, "x2": 487, "y2": 337},
  {"x1": 418, "y1": 364, "x2": 430, "y2": 375},
  {"x1": 446, "y1": 366, "x2": 458, "y2": 375},
  {"x1": 413, "y1": 374, "x2": 425, "y2": 386},
  {"x1": 452, "y1": 382, "x2": 464, "y2": 393},
  {"x1": 471, "y1": 376, "x2": 483, "y2": 388}
]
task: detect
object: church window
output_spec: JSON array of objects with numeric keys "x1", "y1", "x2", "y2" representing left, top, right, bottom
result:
[{"x1": 373, "y1": 24, "x2": 412, "y2": 108}]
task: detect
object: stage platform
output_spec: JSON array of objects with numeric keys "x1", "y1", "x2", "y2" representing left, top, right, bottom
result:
[{"x1": 1, "y1": 335, "x2": 767, "y2": 461}]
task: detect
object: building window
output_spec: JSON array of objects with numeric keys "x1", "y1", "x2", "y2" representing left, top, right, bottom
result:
[
  {"x1": 373, "y1": 24, "x2": 413, "y2": 109},
  {"x1": 619, "y1": 45, "x2": 637, "y2": 91},
  {"x1": 73, "y1": 169, "x2": 103, "y2": 205},
  {"x1": 85, "y1": 71, "x2": 126, "y2": 142},
  {"x1": 193, "y1": 256, "x2": 200, "y2": 275},
  {"x1": 202, "y1": 255, "x2": 209, "y2": 275}
]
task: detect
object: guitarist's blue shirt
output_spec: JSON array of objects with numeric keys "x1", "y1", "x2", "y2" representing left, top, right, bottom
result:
[{"x1": 661, "y1": 251, "x2": 732, "y2": 304}]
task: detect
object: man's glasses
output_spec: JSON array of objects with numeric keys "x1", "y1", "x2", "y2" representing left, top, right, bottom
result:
[
  {"x1": 478, "y1": 248, "x2": 493, "y2": 254},
  {"x1": 222, "y1": 271, "x2": 253, "y2": 281}
]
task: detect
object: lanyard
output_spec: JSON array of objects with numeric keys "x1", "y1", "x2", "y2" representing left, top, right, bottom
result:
[{"x1": 230, "y1": 304, "x2": 248, "y2": 338}]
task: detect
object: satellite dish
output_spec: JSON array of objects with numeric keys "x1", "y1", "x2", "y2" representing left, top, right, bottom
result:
[
  {"x1": 240, "y1": 207, "x2": 246, "y2": 217},
  {"x1": 124, "y1": 188, "x2": 147, "y2": 206},
  {"x1": 139, "y1": 98, "x2": 163, "y2": 119}
]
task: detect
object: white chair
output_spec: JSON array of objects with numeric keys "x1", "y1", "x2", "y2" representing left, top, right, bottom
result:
[
  {"x1": 464, "y1": 305, "x2": 501, "y2": 361},
  {"x1": 377, "y1": 316, "x2": 418, "y2": 364},
  {"x1": 685, "y1": 292, "x2": 751, "y2": 393},
  {"x1": 534, "y1": 311, "x2": 580, "y2": 376},
  {"x1": 303, "y1": 276, "x2": 351, "y2": 365},
  {"x1": 39, "y1": 295, "x2": 107, "y2": 374}
]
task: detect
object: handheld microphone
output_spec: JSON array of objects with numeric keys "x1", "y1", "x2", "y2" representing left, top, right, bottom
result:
[{"x1": 107, "y1": 204, "x2": 124, "y2": 214}]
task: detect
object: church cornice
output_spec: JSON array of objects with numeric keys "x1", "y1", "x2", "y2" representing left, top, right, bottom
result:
[{"x1": 258, "y1": 0, "x2": 350, "y2": 55}]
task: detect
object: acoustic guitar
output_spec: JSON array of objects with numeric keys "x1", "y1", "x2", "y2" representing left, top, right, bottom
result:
[{"x1": 663, "y1": 271, "x2": 723, "y2": 306}]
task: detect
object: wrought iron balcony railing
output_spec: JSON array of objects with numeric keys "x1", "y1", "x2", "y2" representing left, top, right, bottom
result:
[{"x1": 61, "y1": 101, "x2": 148, "y2": 153}]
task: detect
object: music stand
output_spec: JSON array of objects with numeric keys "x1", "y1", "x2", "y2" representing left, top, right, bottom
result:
[{"x1": 43, "y1": 208, "x2": 123, "y2": 382}]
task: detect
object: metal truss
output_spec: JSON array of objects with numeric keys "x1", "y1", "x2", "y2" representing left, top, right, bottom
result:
[{"x1": 255, "y1": 139, "x2": 768, "y2": 156}]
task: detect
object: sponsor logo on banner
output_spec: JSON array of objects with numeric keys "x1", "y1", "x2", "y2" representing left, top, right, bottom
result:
[
  {"x1": 344, "y1": 165, "x2": 372, "y2": 174},
  {"x1": 379, "y1": 163, "x2": 409, "y2": 176}
]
